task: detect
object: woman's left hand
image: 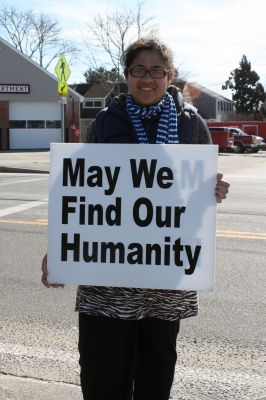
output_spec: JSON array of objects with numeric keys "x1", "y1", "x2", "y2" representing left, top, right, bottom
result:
[{"x1": 215, "y1": 172, "x2": 230, "y2": 203}]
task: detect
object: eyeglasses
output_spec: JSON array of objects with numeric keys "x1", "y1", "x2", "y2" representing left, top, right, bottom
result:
[{"x1": 128, "y1": 68, "x2": 169, "y2": 79}]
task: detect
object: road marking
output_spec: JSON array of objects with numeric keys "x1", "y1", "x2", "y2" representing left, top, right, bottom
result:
[
  {"x1": 0, "y1": 199, "x2": 48, "y2": 217},
  {"x1": 0, "y1": 342, "x2": 264, "y2": 389},
  {"x1": 174, "y1": 365, "x2": 265, "y2": 387},
  {"x1": 0, "y1": 342, "x2": 77, "y2": 363},
  {"x1": 0, "y1": 177, "x2": 47, "y2": 187},
  {"x1": 218, "y1": 233, "x2": 266, "y2": 240},
  {"x1": 0, "y1": 219, "x2": 48, "y2": 226},
  {"x1": 217, "y1": 230, "x2": 266, "y2": 240},
  {"x1": 217, "y1": 230, "x2": 266, "y2": 236},
  {"x1": 0, "y1": 219, "x2": 266, "y2": 241}
]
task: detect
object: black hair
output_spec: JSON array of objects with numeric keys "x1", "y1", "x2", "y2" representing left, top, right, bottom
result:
[{"x1": 123, "y1": 37, "x2": 175, "y2": 79}]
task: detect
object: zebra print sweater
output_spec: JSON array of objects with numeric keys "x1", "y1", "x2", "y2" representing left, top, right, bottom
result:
[{"x1": 75, "y1": 286, "x2": 198, "y2": 321}]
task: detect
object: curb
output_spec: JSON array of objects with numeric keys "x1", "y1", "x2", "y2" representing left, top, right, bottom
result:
[{"x1": 0, "y1": 167, "x2": 49, "y2": 174}]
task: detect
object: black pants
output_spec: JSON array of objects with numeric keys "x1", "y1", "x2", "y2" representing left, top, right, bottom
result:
[{"x1": 79, "y1": 313, "x2": 180, "y2": 400}]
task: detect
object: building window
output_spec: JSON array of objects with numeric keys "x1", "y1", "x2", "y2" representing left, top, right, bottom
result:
[
  {"x1": 83, "y1": 99, "x2": 104, "y2": 108},
  {"x1": 46, "y1": 120, "x2": 61, "y2": 128},
  {"x1": 27, "y1": 120, "x2": 45, "y2": 128},
  {"x1": 84, "y1": 100, "x2": 93, "y2": 108},
  {"x1": 94, "y1": 100, "x2": 103, "y2": 107},
  {"x1": 9, "y1": 120, "x2": 26, "y2": 128}
]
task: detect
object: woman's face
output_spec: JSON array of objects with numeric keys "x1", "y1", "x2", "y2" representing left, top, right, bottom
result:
[{"x1": 126, "y1": 50, "x2": 171, "y2": 107}]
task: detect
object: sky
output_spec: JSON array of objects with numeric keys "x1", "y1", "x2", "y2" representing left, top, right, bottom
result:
[{"x1": 1, "y1": 0, "x2": 266, "y2": 100}]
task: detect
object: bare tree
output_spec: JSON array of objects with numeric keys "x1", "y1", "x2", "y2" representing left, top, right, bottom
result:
[
  {"x1": 0, "y1": 6, "x2": 33, "y2": 52},
  {"x1": 0, "y1": 5, "x2": 78, "y2": 70},
  {"x1": 84, "y1": 1, "x2": 154, "y2": 91},
  {"x1": 136, "y1": 1, "x2": 153, "y2": 39}
]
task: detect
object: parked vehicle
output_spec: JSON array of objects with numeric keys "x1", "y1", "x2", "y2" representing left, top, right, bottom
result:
[
  {"x1": 208, "y1": 127, "x2": 235, "y2": 152},
  {"x1": 227, "y1": 127, "x2": 265, "y2": 153},
  {"x1": 208, "y1": 126, "x2": 265, "y2": 153},
  {"x1": 207, "y1": 121, "x2": 266, "y2": 143}
]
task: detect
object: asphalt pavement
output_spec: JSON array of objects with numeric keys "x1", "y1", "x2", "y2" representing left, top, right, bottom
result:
[
  {"x1": 0, "y1": 150, "x2": 83, "y2": 399},
  {"x1": 1, "y1": 150, "x2": 265, "y2": 399}
]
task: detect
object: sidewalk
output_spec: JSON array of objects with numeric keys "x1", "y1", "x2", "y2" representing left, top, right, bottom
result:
[
  {"x1": 0, "y1": 374, "x2": 82, "y2": 400},
  {"x1": 0, "y1": 150, "x2": 50, "y2": 174}
]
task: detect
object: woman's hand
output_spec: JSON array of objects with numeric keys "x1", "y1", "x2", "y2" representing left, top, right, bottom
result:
[
  {"x1": 41, "y1": 254, "x2": 65, "y2": 288},
  {"x1": 215, "y1": 172, "x2": 230, "y2": 203}
]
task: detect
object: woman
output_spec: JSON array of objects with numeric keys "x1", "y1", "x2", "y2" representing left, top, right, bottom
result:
[{"x1": 42, "y1": 37, "x2": 229, "y2": 400}]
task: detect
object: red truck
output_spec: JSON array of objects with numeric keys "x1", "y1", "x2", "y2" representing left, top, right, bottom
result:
[
  {"x1": 207, "y1": 121, "x2": 266, "y2": 141},
  {"x1": 208, "y1": 123, "x2": 265, "y2": 153},
  {"x1": 207, "y1": 126, "x2": 235, "y2": 152}
]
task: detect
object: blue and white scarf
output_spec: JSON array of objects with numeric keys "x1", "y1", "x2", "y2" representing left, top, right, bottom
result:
[{"x1": 125, "y1": 92, "x2": 179, "y2": 144}]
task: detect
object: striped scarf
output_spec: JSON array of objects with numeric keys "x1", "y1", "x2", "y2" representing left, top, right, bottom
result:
[{"x1": 125, "y1": 92, "x2": 179, "y2": 144}]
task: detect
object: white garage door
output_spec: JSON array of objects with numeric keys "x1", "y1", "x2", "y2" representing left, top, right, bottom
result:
[{"x1": 9, "y1": 102, "x2": 61, "y2": 150}]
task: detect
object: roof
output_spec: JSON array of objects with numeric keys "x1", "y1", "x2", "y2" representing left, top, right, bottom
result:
[
  {"x1": 70, "y1": 83, "x2": 91, "y2": 96},
  {"x1": 74, "y1": 82, "x2": 115, "y2": 98},
  {"x1": 0, "y1": 35, "x2": 84, "y2": 102},
  {"x1": 73, "y1": 81, "x2": 128, "y2": 99},
  {"x1": 187, "y1": 82, "x2": 234, "y2": 102}
]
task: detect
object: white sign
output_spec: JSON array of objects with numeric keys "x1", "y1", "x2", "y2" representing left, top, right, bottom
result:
[
  {"x1": 0, "y1": 84, "x2": 30, "y2": 93},
  {"x1": 48, "y1": 143, "x2": 218, "y2": 291}
]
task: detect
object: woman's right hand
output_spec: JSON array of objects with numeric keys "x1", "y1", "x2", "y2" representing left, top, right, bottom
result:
[{"x1": 41, "y1": 254, "x2": 65, "y2": 288}]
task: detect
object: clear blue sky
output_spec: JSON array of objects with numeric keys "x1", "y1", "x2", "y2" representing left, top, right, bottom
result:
[{"x1": 2, "y1": 0, "x2": 266, "y2": 99}]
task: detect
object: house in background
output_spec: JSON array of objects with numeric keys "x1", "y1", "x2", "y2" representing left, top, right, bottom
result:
[
  {"x1": 72, "y1": 82, "x2": 128, "y2": 141},
  {"x1": 0, "y1": 36, "x2": 83, "y2": 150},
  {"x1": 186, "y1": 82, "x2": 235, "y2": 121}
]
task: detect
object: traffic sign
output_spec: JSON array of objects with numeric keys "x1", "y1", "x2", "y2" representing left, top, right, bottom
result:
[
  {"x1": 58, "y1": 82, "x2": 68, "y2": 96},
  {"x1": 55, "y1": 54, "x2": 71, "y2": 83}
]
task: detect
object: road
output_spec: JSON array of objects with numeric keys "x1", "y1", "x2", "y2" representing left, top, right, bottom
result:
[{"x1": 0, "y1": 152, "x2": 265, "y2": 399}]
